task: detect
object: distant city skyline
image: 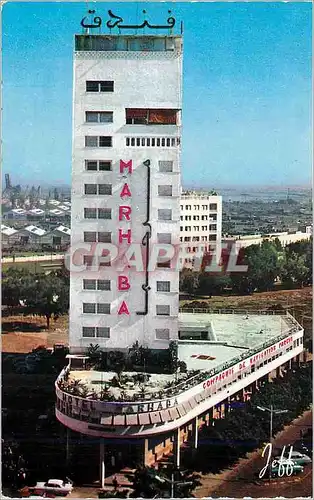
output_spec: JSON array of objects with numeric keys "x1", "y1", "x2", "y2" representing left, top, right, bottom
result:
[{"x1": 2, "y1": 2, "x2": 312, "y2": 187}]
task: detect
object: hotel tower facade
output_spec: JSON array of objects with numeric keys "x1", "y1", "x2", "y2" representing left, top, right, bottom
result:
[{"x1": 69, "y1": 33, "x2": 183, "y2": 353}]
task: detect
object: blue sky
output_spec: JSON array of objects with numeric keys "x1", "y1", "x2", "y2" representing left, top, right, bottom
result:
[{"x1": 2, "y1": 2, "x2": 312, "y2": 188}]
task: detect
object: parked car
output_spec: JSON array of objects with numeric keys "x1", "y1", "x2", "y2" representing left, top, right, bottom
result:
[
  {"x1": 275, "y1": 451, "x2": 312, "y2": 466},
  {"x1": 271, "y1": 460, "x2": 304, "y2": 477},
  {"x1": 33, "y1": 478, "x2": 73, "y2": 496},
  {"x1": 293, "y1": 440, "x2": 312, "y2": 455}
]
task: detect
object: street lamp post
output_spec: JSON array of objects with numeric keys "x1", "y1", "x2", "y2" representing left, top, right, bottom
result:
[{"x1": 255, "y1": 404, "x2": 289, "y2": 481}]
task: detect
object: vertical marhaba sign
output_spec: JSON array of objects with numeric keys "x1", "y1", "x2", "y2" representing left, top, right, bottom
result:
[{"x1": 117, "y1": 159, "x2": 133, "y2": 316}]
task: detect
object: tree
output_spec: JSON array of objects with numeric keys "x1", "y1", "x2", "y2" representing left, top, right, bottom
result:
[
  {"x1": 25, "y1": 274, "x2": 69, "y2": 328},
  {"x1": 230, "y1": 241, "x2": 281, "y2": 293},
  {"x1": 2, "y1": 268, "x2": 33, "y2": 309},
  {"x1": 130, "y1": 466, "x2": 201, "y2": 498},
  {"x1": 179, "y1": 269, "x2": 199, "y2": 295},
  {"x1": 280, "y1": 251, "x2": 309, "y2": 288}
]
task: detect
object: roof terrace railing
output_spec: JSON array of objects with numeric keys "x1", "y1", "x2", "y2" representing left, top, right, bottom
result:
[
  {"x1": 56, "y1": 323, "x2": 302, "y2": 404},
  {"x1": 179, "y1": 308, "x2": 287, "y2": 315}
]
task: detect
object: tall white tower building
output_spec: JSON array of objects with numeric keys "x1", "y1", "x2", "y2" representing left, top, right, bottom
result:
[{"x1": 69, "y1": 34, "x2": 183, "y2": 353}]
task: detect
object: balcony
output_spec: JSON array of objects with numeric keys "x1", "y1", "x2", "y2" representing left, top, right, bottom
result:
[{"x1": 75, "y1": 35, "x2": 181, "y2": 53}]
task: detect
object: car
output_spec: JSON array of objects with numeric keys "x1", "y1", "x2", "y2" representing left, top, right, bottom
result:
[
  {"x1": 275, "y1": 451, "x2": 312, "y2": 466},
  {"x1": 293, "y1": 440, "x2": 312, "y2": 455},
  {"x1": 271, "y1": 460, "x2": 304, "y2": 477},
  {"x1": 33, "y1": 479, "x2": 73, "y2": 497}
]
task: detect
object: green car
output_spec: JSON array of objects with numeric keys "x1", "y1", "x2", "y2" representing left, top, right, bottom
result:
[{"x1": 271, "y1": 460, "x2": 304, "y2": 478}]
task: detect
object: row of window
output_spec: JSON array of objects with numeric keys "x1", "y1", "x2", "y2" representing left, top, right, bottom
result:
[
  {"x1": 82, "y1": 304, "x2": 171, "y2": 316},
  {"x1": 126, "y1": 137, "x2": 180, "y2": 148},
  {"x1": 83, "y1": 233, "x2": 173, "y2": 245},
  {"x1": 82, "y1": 327, "x2": 170, "y2": 340},
  {"x1": 181, "y1": 235, "x2": 217, "y2": 242},
  {"x1": 85, "y1": 136, "x2": 181, "y2": 149},
  {"x1": 83, "y1": 279, "x2": 171, "y2": 292},
  {"x1": 82, "y1": 255, "x2": 171, "y2": 268},
  {"x1": 180, "y1": 225, "x2": 217, "y2": 232},
  {"x1": 85, "y1": 109, "x2": 178, "y2": 126},
  {"x1": 182, "y1": 204, "x2": 218, "y2": 211},
  {"x1": 82, "y1": 232, "x2": 216, "y2": 246},
  {"x1": 84, "y1": 184, "x2": 174, "y2": 197},
  {"x1": 84, "y1": 208, "x2": 175, "y2": 221},
  {"x1": 84, "y1": 160, "x2": 174, "y2": 173},
  {"x1": 182, "y1": 214, "x2": 217, "y2": 222}
]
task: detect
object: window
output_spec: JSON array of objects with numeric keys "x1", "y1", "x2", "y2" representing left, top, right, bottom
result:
[
  {"x1": 85, "y1": 160, "x2": 112, "y2": 171},
  {"x1": 82, "y1": 327, "x2": 95, "y2": 338},
  {"x1": 156, "y1": 328, "x2": 170, "y2": 340},
  {"x1": 86, "y1": 111, "x2": 113, "y2": 123},
  {"x1": 83, "y1": 256, "x2": 94, "y2": 267},
  {"x1": 157, "y1": 261, "x2": 171, "y2": 268},
  {"x1": 86, "y1": 81, "x2": 114, "y2": 92},
  {"x1": 84, "y1": 232, "x2": 97, "y2": 243},
  {"x1": 85, "y1": 184, "x2": 97, "y2": 195},
  {"x1": 156, "y1": 305, "x2": 170, "y2": 316},
  {"x1": 185, "y1": 205, "x2": 191, "y2": 210},
  {"x1": 98, "y1": 208, "x2": 111, "y2": 219},
  {"x1": 185, "y1": 216, "x2": 192, "y2": 221},
  {"x1": 83, "y1": 279, "x2": 96, "y2": 290},
  {"x1": 84, "y1": 232, "x2": 111, "y2": 243},
  {"x1": 201, "y1": 236, "x2": 207, "y2": 242},
  {"x1": 97, "y1": 280, "x2": 110, "y2": 290},
  {"x1": 209, "y1": 203, "x2": 217, "y2": 210},
  {"x1": 192, "y1": 236, "x2": 200, "y2": 242},
  {"x1": 209, "y1": 225, "x2": 217, "y2": 231},
  {"x1": 85, "y1": 136, "x2": 98, "y2": 147},
  {"x1": 201, "y1": 215, "x2": 208, "y2": 221},
  {"x1": 97, "y1": 303, "x2": 110, "y2": 314},
  {"x1": 201, "y1": 226, "x2": 207, "y2": 231},
  {"x1": 157, "y1": 281, "x2": 170, "y2": 292},
  {"x1": 98, "y1": 232, "x2": 111, "y2": 243},
  {"x1": 184, "y1": 236, "x2": 191, "y2": 242},
  {"x1": 99, "y1": 136, "x2": 112, "y2": 147},
  {"x1": 126, "y1": 108, "x2": 177, "y2": 125},
  {"x1": 158, "y1": 185, "x2": 172, "y2": 197},
  {"x1": 208, "y1": 234, "x2": 217, "y2": 241},
  {"x1": 99, "y1": 261, "x2": 111, "y2": 268},
  {"x1": 157, "y1": 233, "x2": 171, "y2": 244},
  {"x1": 180, "y1": 216, "x2": 183, "y2": 221},
  {"x1": 98, "y1": 184, "x2": 112, "y2": 195},
  {"x1": 84, "y1": 208, "x2": 97, "y2": 219},
  {"x1": 96, "y1": 327, "x2": 110, "y2": 338},
  {"x1": 83, "y1": 303, "x2": 96, "y2": 314},
  {"x1": 185, "y1": 226, "x2": 191, "y2": 231},
  {"x1": 193, "y1": 215, "x2": 199, "y2": 221},
  {"x1": 193, "y1": 226, "x2": 199, "y2": 231},
  {"x1": 202, "y1": 205, "x2": 208, "y2": 210},
  {"x1": 158, "y1": 209, "x2": 172, "y2": 221},
  {"x1": 126, "y1": 137, "x2": 179, "y2": 148},
  {"x1": 159, "y1": 160, "x2": 173, "y2": 173},
  {"x1": 85, "y1": 136, "x2": 112, "y2": 147}
]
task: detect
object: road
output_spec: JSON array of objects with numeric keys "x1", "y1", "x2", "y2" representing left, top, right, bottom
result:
[{"x1": 195, "y1": 409, "x2": 312, "y2": 498}]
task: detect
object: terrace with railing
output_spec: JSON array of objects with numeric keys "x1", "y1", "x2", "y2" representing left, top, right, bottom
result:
[{"x1": 56, "y1": 311, "x2": 302, "y2": 404}]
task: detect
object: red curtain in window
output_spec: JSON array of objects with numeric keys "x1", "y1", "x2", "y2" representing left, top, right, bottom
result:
[
  {"x1": 149, "y1": 109, "x2": 177, "y2": 124},
  {"x1": 126, "y1": 109, "x2": 148, "y2": 119}
]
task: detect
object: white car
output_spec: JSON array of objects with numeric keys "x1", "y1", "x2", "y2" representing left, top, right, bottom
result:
[
  {"x1": 33, "y1": 479, "x2": 73, "y2": 496},
  {"x1": 275, "y1": 450, "x2": 312, "y2": 466}
]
